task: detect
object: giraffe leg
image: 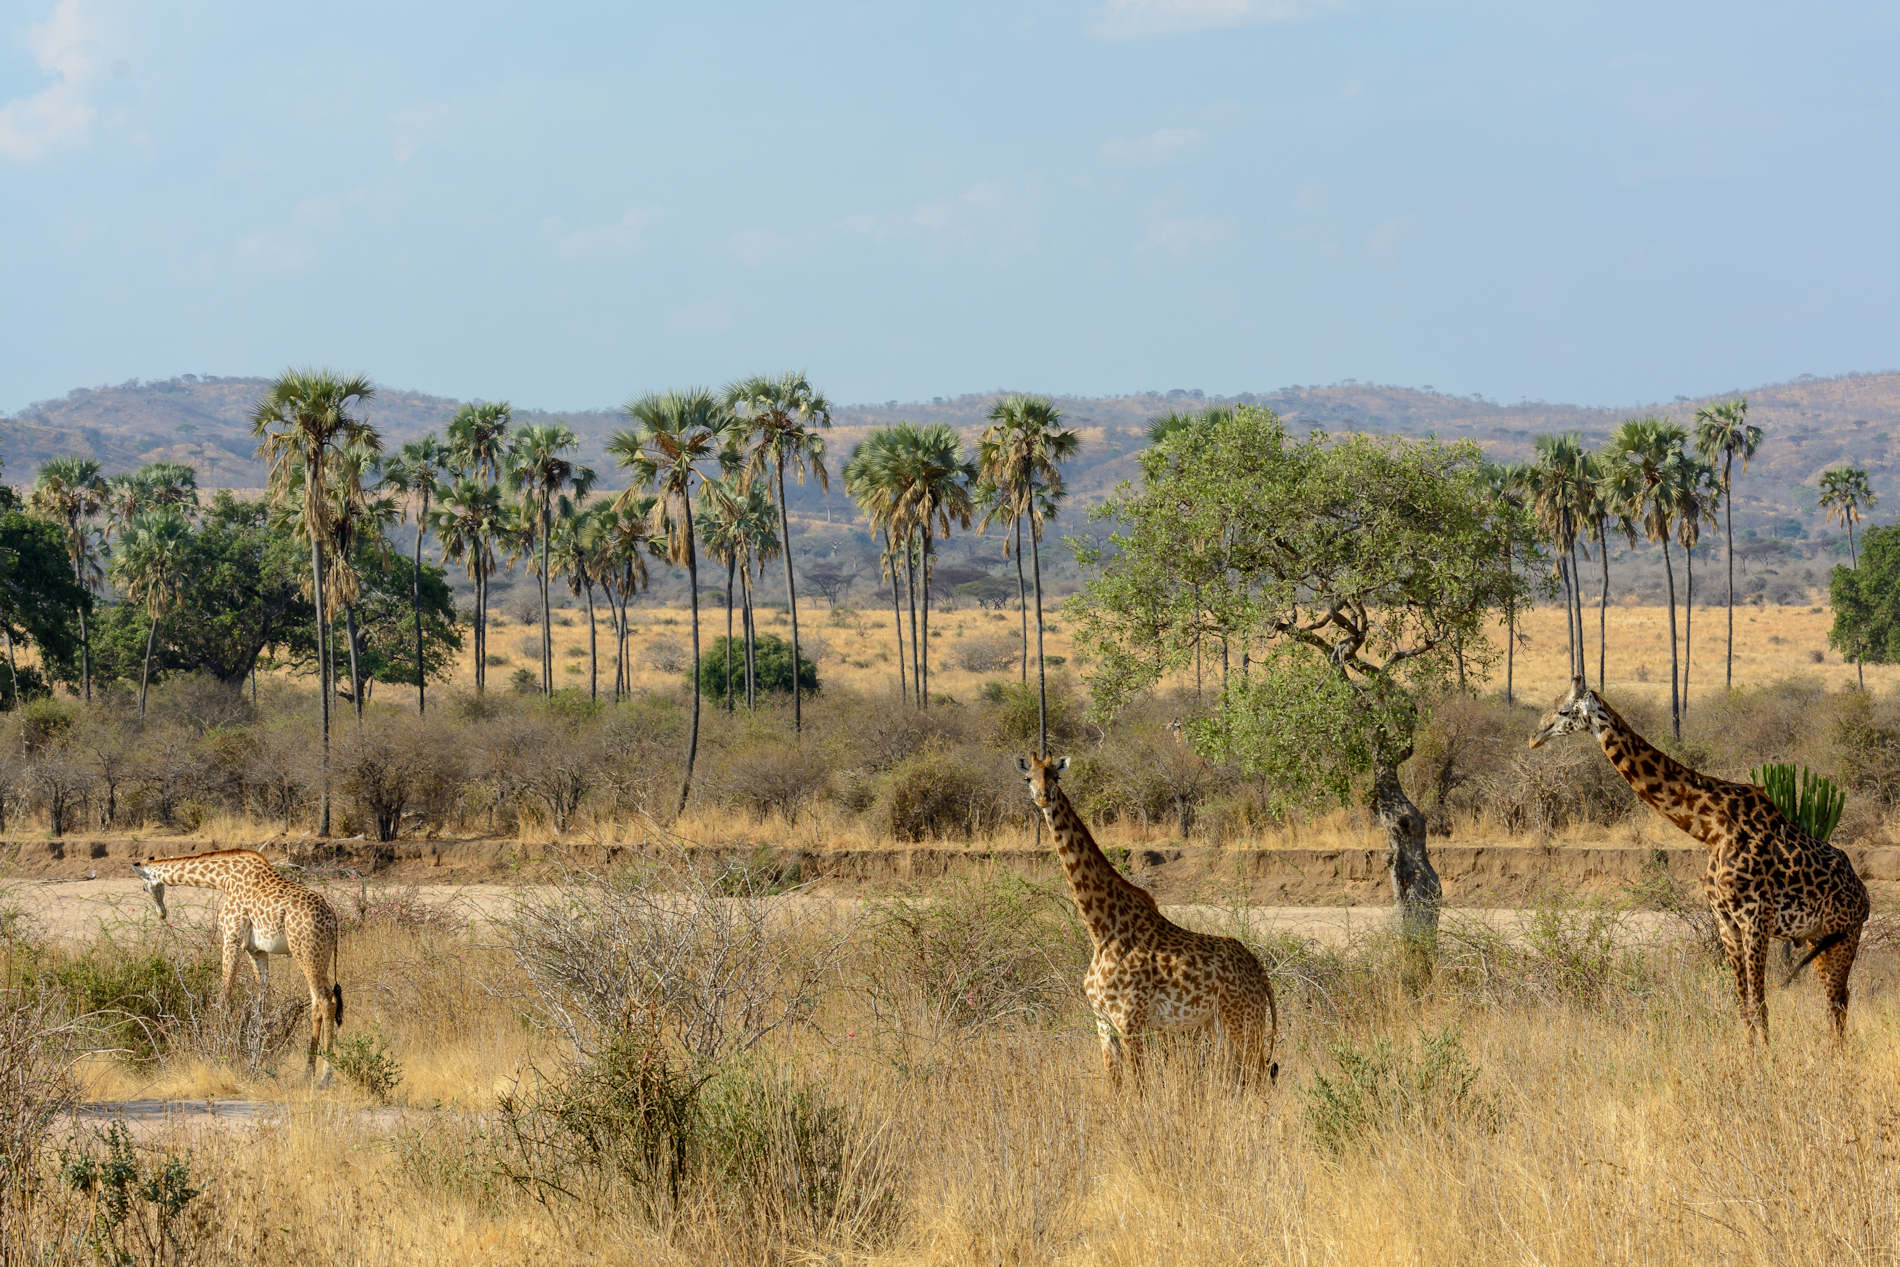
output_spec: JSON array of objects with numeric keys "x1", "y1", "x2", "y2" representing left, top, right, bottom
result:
[
  {"x1": 1740, "y1": 919, "x2": 1771, "y2": 1042},
  {"x1": 1094, "y1": 1012, "x2": 1125, "y2": 1092},
  {"x1": 218, "y1": 927, "x2": 246, "y2": 1010},
  {"x1": 248, "y1": 948, "x2": 269, "y2": 994},
  {"x1": 1218, "y1": 994, "x2": 1270, "y2": 1089},
  {"x1": 1816, "y1": 925, "x2": 1861, "y2": 1040}
]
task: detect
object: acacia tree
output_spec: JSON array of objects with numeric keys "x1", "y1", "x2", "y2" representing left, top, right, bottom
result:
[
  {"x1": 1821, "y1": 465, "x2": 1878, "y2": 688},
  {"x1": 1694, "y1": 398, "x2": 1761, "y2": 689},
  {"x1": 1071, "y1": 408, "x2": 1522, "y2": 938},
  {"x1": 29, "y1": 457, "x2": 106, "y2": 700},
  {"x1": 111, "y1": 508, "x2": 193, "y2": 721},
  {"x1": 251, "y1": 369, "x2": 378, "y2": 836},
  {"x1": 610, "y1": 388, "x2": 732, "y2": 817},
  {"x1": 981, "y1": 395, "x2": 1078, "y2": 754},
  {"x1": 726, "y1": 372, "x2": 831, "y2": 735},
  {"x1": 1830, "y1": 522, "x2": 1900, "y2": 669},
  {"x1": 381, "y1": 434, "x2": 452, "y2": 712}
]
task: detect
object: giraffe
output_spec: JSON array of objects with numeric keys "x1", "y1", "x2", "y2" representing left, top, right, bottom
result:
[
  {"x1": 1016, "y1": 754, "x2": 1278, "y2": 1089},
  {"x1": 132, "y1": 848, "x2": 345, "y2": 1079},
  {"x1": 1528, "y1": 678, "x2": 1868, "y2": 1039}
]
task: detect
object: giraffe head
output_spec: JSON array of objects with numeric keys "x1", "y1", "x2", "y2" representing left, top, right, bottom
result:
[
  {"x1": 1015, "y1": 754, "x2": 1070, "y2": 810},
  {"x1": 131, "y1": 858, "x2": 169, "y2": 922},
  {"x1": 1527, "y1": 676, "x2": 1611, "y2": 749}
]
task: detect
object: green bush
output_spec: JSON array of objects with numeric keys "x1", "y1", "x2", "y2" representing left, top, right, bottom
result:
[
  {"x1": 59, "y1": 1123, "x2": 207, "y2": 1265},
  {"x1": 45, "y1": 943, "x2": 220, "y2": 1067},
  {"x1": 1303, "y1": 1027, "x2": 1497, "y2": 1157},
  {"x1": 331, "y1": 1024, "x2": 405, "y2": 1102},
  {"x1": 695, "y1": 634, "x2": 818, "y2": 704}
]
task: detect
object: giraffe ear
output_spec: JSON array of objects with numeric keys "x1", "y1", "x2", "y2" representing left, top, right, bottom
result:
[
  {"x1": 1055, "y1": 757, "x2": 1070, "y2": 773},
  {"x1": 1015, "y1": 757, "x2": 1031, "y2": 774},
  {"x1": 1571, "y1": 674, "x2": 1585, "y2": 695}
]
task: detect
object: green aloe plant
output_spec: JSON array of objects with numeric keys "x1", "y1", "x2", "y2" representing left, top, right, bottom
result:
[{"x1": 1749, "y1": 763, "x2": 1845, "y2": 841}]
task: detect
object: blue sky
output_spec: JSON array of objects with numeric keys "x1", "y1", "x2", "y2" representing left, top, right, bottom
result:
[{"x1": 4, "y1": 0, "x2": 1898, "y2": 413}]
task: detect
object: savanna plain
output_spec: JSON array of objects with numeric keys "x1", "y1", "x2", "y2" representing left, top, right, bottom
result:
[{"x1": 6, "y1": 604, "x2": 1900, "y2": 1265}]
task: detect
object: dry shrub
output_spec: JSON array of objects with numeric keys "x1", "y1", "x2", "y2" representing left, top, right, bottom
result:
[
  {"x1": 952, "y1": 633, "x2": 1018, "y2": 673},
  {"x1": 334, "y1": 712, "x2": 467, "y2": 841},
  {"x1": 1477, "y1": 736, "x2": 1638, "y2": 836},
  {"x1": 706, "y1": 742, "x2": 832, "y2": 824},
  {"x1": 882, "y1": 748, "x2": 1023, "y2": 842},
  {"x1": 0, "y1": 978, "x2": 83, "y2": 1251},
  {"x1": 645, "y1": 640, "x2": 690, "y2": 675}
]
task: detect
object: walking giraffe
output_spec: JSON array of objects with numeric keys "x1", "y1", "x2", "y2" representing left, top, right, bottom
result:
[
  {"x1": 1017, "y1": 754, "x2": 1278, "y2": 1089},
  {"x1": 1528, "y1": 678, "x2": 1868, "y2": 1039},
  {"x1": 132, "y1": 848, "x2": 345, "y2": 1079}
]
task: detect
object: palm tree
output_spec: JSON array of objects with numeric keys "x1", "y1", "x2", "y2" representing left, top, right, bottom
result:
[
  {"x1": 1694, "y1": 398, "x2": 1761, "y2": 691},
  {"x1": 697, "y1": 475, "x2": 753, "y2": 712},
  {"x1": 878, "y1": 424, "x2": 976, "y2": 710},
  {"x1": 981, "y1": 396, "x2": 1077, "y2": 751},
  {"x1": 550, "y1": 505, "x2": 608, "y2": 700},
  {"x1": 1608, "y1": 417, "x2": 1692, "y2": 739},
  {"x1": 844, "y1": 431, "x2": 909, "y2": 704},
  {"x1": 1820, "y1": 465, "x2": 1878, "y2": 688},
  {"x1": 1484, "y1": 461, "x2": 1530, "y2": 705},
  {"x1": 593, "y1": 497, "x2": 655, "y2": 700},
  {"x1": 1526, "y1": 434, "x2": 1591, "y2": 683},
  {"x1": 30, "y1": 457, "x2": 106, "y2": 700},
  {"x1": 507, "y1": 423, "x2": 596, "y2": 697},
  {"x1": 1674, "y1": 458, "x2": 1720, "y2": 715},
  {"x1": 323, "y1": 440, "x2": 397, "y2": 723},
  {"x1": 447, "y1": 402, "x2": 514, "y2": 486},
  {"x1": 432, "y1": 478, "x2": 508, "y2": 693},
  {"x1": 251, "y1": 369, "x2": 378, "y2": 836},
  {"x1": 111, "y1": 508, "x2": 192, "y2": 721},
  {"x1": 381, "y1": 435, "x2": 452, "y2": 713},
  {"x1": 726, "y1": 372, "x2": 831, "y2": 735},
  {"x1": 610, "y1": 389, "x2": 732, "y2": 817}
]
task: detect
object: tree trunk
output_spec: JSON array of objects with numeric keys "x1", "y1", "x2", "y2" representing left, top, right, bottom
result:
[
  {"x1": 724, "y1": 555, "x2": 736, "y2": 712},
  {"x1": 1015, "y1": 516, "x2": 1028, "y2": 684},
  {"x1": 1850, "y1": 520, "x2": 1864, "y2": 689},
  {"x1": 1723, "y1": 459, "x2": 1735, "y2": 689},
  {"x1": 2, "y1": 627, "x2": 17, "y2": 709},
  {"x1": 1662, "y1": 537, "x2": 1681, "y2": 741},
  {"x1": 1031, "y1": 510, "x2": 1049, "y2": 755},
  {"x1": 414, "y1": 491, "x2": 428, "y2": 714},
  {"x1": 138, "y1": 614, "x2": 157, "y2": 722},
  {"x1": 475, "y1": 565, "x2": 488, "y2": 693},
  {"x1": 777, "y1": 458, "x2": 804, "y2": 735},
  {"x1": 74, "y1": 548, "x2": 91, "y2": 703},
  {"x1": 1568, "y1": 538, "x2": 1586, "y2": 684},
  {"x1": 886, "y1": 530, "x2": 907, "y2": 705},
  {"x1": 1376, "y1": 758, "x2": 1440, "y2": 938},
  {"x1": 1682, "y1": 540, "x2": 1694, "y2": 718},
  {"x1": 584, "y1": 579, "x2": 598, "y2": 701},
  {"x1": 345, "y1": 604, "x2": 364, "y2": 725},
  {"x1": 904, "y1": 533, "x2": 921, "y2": 710},
  {"x1": 676, "y1": 507, "x2": 702, "y2": 820},
  {"x1": 1557, "y1": 553, "x2": 1577, "y2": 683},
  {"x1": 308, "y1": 458, "x2": 331, "y2": 838},
  {"x1": 741, "y1": 564, "x2": 757, "y2": 712},
  {"x1": 540, "y1": 503, "x2": 553, "y2": 697},
  {"x1": 1503, "y1": 539, "x2": 1515, "y2": 707},
  {"x1": 921, "y1": 522, "x2": 933, "y2": 710},
  {"x1": 1597, "y1": 519, "x2": 1610, "y2": 690}
]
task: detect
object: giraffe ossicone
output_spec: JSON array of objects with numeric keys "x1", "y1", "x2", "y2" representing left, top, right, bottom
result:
[
  {"x1": 1017, "y1": 753, "x2": 1278, "y2": 1089},
  {"x1": 1528, "y1": 680, "x2": 1868, "y2": 1040},
  {"x1": 133, "y1": 848, "x2": 345, "y2": 1080}
]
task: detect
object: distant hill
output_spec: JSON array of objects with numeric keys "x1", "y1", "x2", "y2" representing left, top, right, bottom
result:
[{"x1": 6, "y1": 371, "x2": 1897, "y2": 535}]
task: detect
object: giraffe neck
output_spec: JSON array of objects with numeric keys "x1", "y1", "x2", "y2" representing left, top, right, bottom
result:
[
  {"x1": 147, "y1": 852, "x2": 267, "y2": 891},
  {"x1": 1041, "y1": 787, "x2": 1154, "y2": 946},
  {"x1": 1589, "y1": 702, "x2": 1725, "y2": 842}
]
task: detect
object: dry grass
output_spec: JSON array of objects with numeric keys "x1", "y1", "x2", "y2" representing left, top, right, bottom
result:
[{"x1": 11, "y1": 878, "x2": 1900, "y2": 1265}]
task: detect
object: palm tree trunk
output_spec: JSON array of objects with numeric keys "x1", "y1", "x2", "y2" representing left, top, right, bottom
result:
[
  {"x1": 1850, "y1": 520, "x2": 1864, "y2": 689},
  {"x1": 724, "y1": 555, "x2": 736, "y2": 712},
  {"x1": 777, "y1": 458, "x2": 804, "y2": 735},
  {"x1": 742, "y1": 564, "x2": 757, "y2": 711},
  {"x1": 886, "y1": 531, "x2": 907, "y2": 704},
  {"x1": 1662, "y1": 538, "x2": 1681, "y2": 741},
  {"x1": 540, "y1": 505, "x2": 553, "y2": 698},
  {"x1": 584, "y1": 579, "x2": 598, "y2": 701},
  {"x1": 677, "y1": 509, "x2": 702, "y2": 819},
  {"x1": 414, "y1": 492, "x2": 428, "y2": 714},
  {"x1": 1682, "y1": 541, "x2": 1694, "y2": 718},
  {"x1": 904, "y1": 533, "x2": 921, "y2": 710},
  {"x1": 1568, "y1": 539, "x2": 1586, "y2": 684},
  {"x1": 2, "y1": 627, "x2": 15, "y2": 709},
  {"x1": 1502, "y1": 538, "x2": 1516, "y2": 707},
  {"x1": 345, "y1": 603, "x2": 364, "y2": 726},
  {"x1": 308, "y1": 458, "x2": 331, "y2": 837},
  {"x1": 73, "y1": 548, "x2": 91, "y2": 703},
  {"x1": 1723, "y1": 462, "x2": 1735, "y2": 689},
  {"x1": 1557, "y1": 554, "x2": 1578, "y2": 682},
  {"x1": 921, "y1": 522, "x2": 933, "y2": 710},
  {"x1": 1597, "y1": 519, "x2": 1610, "y2": 689},
  {"x1": 1015, "y1": 516, "x2": 1028, "y2": 684},
  {"x1": 1031, "y1": 512, "x2": 1049, "y2": 755},
  {"x1": 475, "y1": 565, "x2": 488, "y2": 693},
  {"x1": 138, "y1": 614, "x2": 157, "y2": 722}
]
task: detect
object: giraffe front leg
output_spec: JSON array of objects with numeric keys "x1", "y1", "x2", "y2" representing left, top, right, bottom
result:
[
  {"x1": 1095, "y1": 1012, "x2": 1124, "y2": 1092},
  {"x1": 1740, "y1": 920, "x2": 1771, "y2": 1042},
  {"x1": 248, "y1": 948, "x2": 270, "y2": 995},
  {"x1": 218, "y1": 931, "x2": 245, "y2": 1011}
]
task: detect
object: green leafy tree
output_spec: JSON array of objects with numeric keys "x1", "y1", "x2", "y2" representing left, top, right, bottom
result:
[
  {"x1": 1821, "y1": 465, "x2": 1878, "y2": 688},
  {"x1": 110, "y1": 508, "x2": 192, "y2": 720},
  {"x1": 250, "y1": 369, "x2": 379, "y2": 835},
  {"x1": 1694, "y1": 398, "x2": 1762, "y2": 688},
  {"x1": 326, "y1": 542, "x2": 463, "y2": 701},
  {"x1": 981, "y1": 395, "x2": 1078, "y2": 753},
  {"x1": 29, "y1": 457, "x2": 106, "y2": 700},
  {"x1": 610, "y1": 388, "x2": 733, "y2": 817},
  {"x1": 1070, "y1": 407, "x2": 1524, "y2": 936},
  {"x1": 0, "y1": 496, "x2": 87, "y2": 704},
  {"x1": 726, "y1": 371, "x2": 831, "y2": 734},
  {"x1": 694, "y1": 633, "x2": 817, "y2": 704},
  {"x1": 1830, "y1": 522, "x2": 1900, "y2": 668},
  {"x1": 380, "y1": 434, "x2": 452, "y2": 712},
  {"x1": 507, "y1": 423, "x2": 596, "y2": 697}
]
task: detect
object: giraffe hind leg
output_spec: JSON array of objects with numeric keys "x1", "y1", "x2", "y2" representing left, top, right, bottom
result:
[{"x1": 1816, "y1": 926, "x2": 1861, "y2": 1040}]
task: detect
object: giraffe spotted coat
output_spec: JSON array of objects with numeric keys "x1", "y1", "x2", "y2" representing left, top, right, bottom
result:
[
  {"x1": 133, "y1": 848, "x2": 345, "y2": 1078},
  {"x1": 1530, "y1": 680, "x2": 1868, "y2": 1039},
  {"x1": 1018, "y1": 754, "x2": 1278, "y2": 1088}
]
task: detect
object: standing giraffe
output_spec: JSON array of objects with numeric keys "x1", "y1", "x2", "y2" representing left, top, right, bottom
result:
[
  {"x1": 132, "y1": 849, "x2": 345, "y2": 1079},
  {"x1": 1016, "y1": 754, "x2": 1278, "y2": 1089},
  {"x1": 1528, "y1": 679, "x2": 1868, "y2": 1039}
]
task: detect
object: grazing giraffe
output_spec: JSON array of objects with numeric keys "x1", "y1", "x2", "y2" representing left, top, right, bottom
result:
[
  {"x1": 1016, "y1": 754, "x2": 1278, "y2": 1089},
  {"x1": 1528, "y1": 678, "x2": 1868, "y2": 1039},
  {"x1": 132, "y1": 848, "x2": 345, "y2": 1079}
]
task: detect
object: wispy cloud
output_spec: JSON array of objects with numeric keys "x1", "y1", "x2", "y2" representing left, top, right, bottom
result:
[
  {"x1": 1140, "y1": 214, "x2": 1232, "y2": 255},
  {"x1": 543, "y1": 207, "x2": 663, "y2": 258},
  {"x1": 843, "y1": 181, "x2": 1009, "y2": 238},
  {"x1": 1101, "y1": 127, "x2": 1204, "y2": 166},
  {"x1": 1090, "y1": 0, "x2": 1339, "y2": 40},
  {"x1": 0, "y1": 0, "x2": 124, "y2": 161},
  {"x1": 391, "y1": 102, "x2": 453, "y2": 163}
]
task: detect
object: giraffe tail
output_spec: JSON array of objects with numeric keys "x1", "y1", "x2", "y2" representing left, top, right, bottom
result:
[
  {"x1": 1782, "y1": 931, "x2": 1847, "y2": 987},
  {"x1": 331, "y1": 942, "x2": 345, "y2": 1029}
]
